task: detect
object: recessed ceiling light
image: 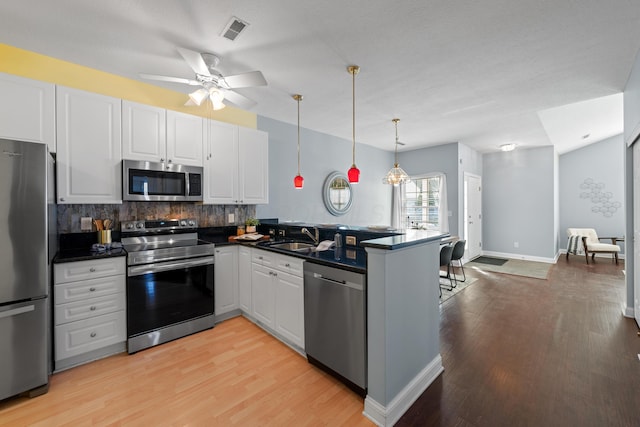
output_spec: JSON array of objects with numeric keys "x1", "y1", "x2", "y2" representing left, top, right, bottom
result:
[{"x1": 500, "y1": 143, "x2": 516, "y2": 152}]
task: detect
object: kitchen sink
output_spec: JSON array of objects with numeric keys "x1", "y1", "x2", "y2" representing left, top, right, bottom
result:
[{"x1": 267, "y1": 241, "x2": 316, "y2": 252}]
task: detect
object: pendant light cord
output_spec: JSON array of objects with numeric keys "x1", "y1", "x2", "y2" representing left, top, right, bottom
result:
[
  {"x1": 297, "y1": 96, "x2": 301, "y2": 175},
  {"x1": 352, "y1": 68, "x2": 356, "y2": 165}
]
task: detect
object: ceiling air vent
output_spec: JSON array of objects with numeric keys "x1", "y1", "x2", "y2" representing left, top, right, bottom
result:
[{"x1": 221, "y1": 17, "x2": 249, "y2": 41}]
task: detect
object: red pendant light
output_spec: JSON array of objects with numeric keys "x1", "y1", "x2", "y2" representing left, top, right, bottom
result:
[
  {"x1": 347, "y1": 65, "x2": 360, "y2": 183},
  {"x1": 293, "y1": 94, "x2": 304, "y2": 189}
]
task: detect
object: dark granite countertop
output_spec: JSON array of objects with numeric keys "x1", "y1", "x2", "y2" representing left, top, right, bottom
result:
[
  {"x1": 251, "y1": 243, "x2": 367, "y2": 273},
  {"x1": 360, "y1": 229, "x2": 450, "y2": 250},
  {"x1": 54, "y1": 247, "x2": 127, "y2": 263}
]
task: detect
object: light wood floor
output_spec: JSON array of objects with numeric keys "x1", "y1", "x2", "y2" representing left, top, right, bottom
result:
[{"x1": 0, "y1": 317, "x2": 374, "y2": 426}]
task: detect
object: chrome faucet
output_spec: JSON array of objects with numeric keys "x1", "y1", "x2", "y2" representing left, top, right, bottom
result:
[{"x1": 301, "y1": 227, "x2": 319, "y2": 245}]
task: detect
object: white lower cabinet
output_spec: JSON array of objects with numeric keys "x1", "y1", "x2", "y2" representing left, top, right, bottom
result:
[
  {"x1": 238, "y1": 246, "x2": 252, "y2": 313},
  {"x1": 53, "y1": 257, "x2": 126, "y2": 371},
  {"x1": 249, "y1": 249, "x2": 304, "y2": 349},
  {"x1": 214, "y1": 246, "x2": 239, "y2": 316}
]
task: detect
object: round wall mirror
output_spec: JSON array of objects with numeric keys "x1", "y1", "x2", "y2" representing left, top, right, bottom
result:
[{"x1": 323, "y1": 171, "x2": 353, "y2": 216}]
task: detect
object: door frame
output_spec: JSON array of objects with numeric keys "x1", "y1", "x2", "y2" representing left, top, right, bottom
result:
[{"x1": 464, "y1": 172, "x2": 482, "y2": 262}]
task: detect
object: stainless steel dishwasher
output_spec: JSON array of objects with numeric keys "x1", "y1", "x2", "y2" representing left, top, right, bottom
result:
[{"x1": 303, "y1": 262, "x2": 366, "y2": 394}]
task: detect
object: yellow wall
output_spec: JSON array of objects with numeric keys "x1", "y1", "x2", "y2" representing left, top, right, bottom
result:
[{"x1": 0, "y1": 43, "x2": 256, "y2": 128}]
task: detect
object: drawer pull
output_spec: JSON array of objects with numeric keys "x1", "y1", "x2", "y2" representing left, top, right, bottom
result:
[
  {"x1": 285, "y1": 263, "x2": 291, "y2": 267},
  {"x1": 259, "y1": 256, "x2": 263, "y2": 260},
  {"x1": 90, "y1": 306, "x2": 96, "y2": 311},
  {"x1": 89, "y1": 287, "x2": 96, "y2": 292},
  {"x1": 89, "y1": 267, "x2": 96, "y2": 272},
  {"x1": 90, "y1": 332, "x2": 97, "y2": 338}
]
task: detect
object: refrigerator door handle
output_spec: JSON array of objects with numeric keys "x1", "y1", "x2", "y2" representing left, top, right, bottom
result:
[{"x1": 0, "y1": 304, "x2": 35, "y2": 319}]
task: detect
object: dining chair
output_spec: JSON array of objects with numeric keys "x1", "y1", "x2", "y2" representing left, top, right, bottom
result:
[
  {"x1": 439, "y1": 244, "x2": 456, "y2": 296},
  {"x1": 450, "y1": 239, "x2": 466, "y2": 282}
]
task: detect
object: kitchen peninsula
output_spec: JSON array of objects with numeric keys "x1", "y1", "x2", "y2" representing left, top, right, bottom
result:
[{"x1": 361, "y1": 229, "x2": 448, "y2": 426}]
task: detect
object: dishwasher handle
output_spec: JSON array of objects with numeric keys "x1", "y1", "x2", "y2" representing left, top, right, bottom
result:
[{"x1": 310, "y1": 272, "x2": 363, "y2": 291}]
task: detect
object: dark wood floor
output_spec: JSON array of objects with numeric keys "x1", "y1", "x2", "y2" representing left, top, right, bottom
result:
[{"x1": 398, "y1": 257, "x2": 640, "y2": 427}]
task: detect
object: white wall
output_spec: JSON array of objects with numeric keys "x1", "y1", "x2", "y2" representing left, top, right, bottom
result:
[
  {"x1": 483, "y1": 146, "x2": 556, "y2": 259},
  {"x1": 559, "y1": 135, "x2": 625, "y2": 251},
  {"x1": 256, "y1": 116, "x2": 393, "y2": 226},
  {"x1": 397, "y1": 143, "x2": 461, "y2": 235}
]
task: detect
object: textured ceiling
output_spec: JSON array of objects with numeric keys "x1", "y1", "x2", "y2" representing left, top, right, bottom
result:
[{"x1": 1, "y1": 0, "x2": 639, "y2": 153}]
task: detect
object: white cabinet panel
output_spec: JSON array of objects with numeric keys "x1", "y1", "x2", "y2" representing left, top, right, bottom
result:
[
  {"x1": 203, "y1": 120, "x2": 238, "y2": 203},
  {"x1": 166, "y1": 110, "x2": 203, "y2": 166},
  {"x1": 275, "y1": 270, "x2": 304, "y2": 348},
  {"x1": 122, "y1": 101, "x2": 166, "y2": 161},
  {"x1": 238, "y1": 246, "x2": 252, "y2": 313},
  {"x1": 0, "y1": 72, "x2": 55, "y2": 152},
  {"x1": 54, "y1": 258, "x2": 126, "y2": 283},
  {"x1": 56, "y1": 86, "x2": 122, "y2": 204},
  {"x1": 203, "y1": 121, "x2": 268, "y2": 204},
  {"x1": 214, "y1": 246, "x2": 239, "y2": 315},
  {"x1": 53, "y1": 258, "x2": 126, "y2": 367},
  {"x1": 239, "y1": 127, "x2": 269, "y2": 204},
  {"x1": 54, "y1": 312, "x2": 126, "y2": 360},
  {"x1": 251, "y1": 264, "x2": 276, "y2": 329}
]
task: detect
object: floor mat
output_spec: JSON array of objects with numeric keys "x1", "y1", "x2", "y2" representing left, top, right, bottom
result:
[
  {"x1": 471, "y1": 256, "x2": 508, "y2": 266},
  {"x1": 467, "y1": 258, "x2": 551, "y2": 280}
]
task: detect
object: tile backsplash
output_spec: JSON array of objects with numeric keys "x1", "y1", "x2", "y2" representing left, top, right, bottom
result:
[{"x1": 57, "y1": 202, "x2": 256, "y2": 233}]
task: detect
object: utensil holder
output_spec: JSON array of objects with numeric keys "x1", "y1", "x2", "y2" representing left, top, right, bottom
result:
[{"x1": 98, "y1": 230, "x2": 112, "y2": 246}]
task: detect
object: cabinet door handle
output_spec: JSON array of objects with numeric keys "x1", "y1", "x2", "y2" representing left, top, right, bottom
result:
[
  {"x1": 60, "y1": 197, "x2": 65, "y2": 202},
  {"x1": 160, "y1": 158, "x2": 165, "y2": 162},
  {"x1": 90, "y1": 306, "x2": 96, "y2": 311},
  {"x1": 168, "y1": 159, "x2": 172, "y2": 163},
  {"x1": 90, "y1": 332, "x2": 97, "y2": 338},
  {"x1": 89, "y1": 287, "x2": 96, "y2": 292},
  {"x1": 89, "y1": 267, "x2": 96, "y2": 272},
  {"x1": 285, "y1": 263, "x2": 291, "y2": 267}
]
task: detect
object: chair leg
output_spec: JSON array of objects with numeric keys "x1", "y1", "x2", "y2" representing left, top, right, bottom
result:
[
  {"x1": 452, "y1": 260, "x2": 466, "y2": 282},
  {"x1": 585, "y1": 250, "x2": 589, "y2": 264},
  {"x1": 615, "y1": 252, "x2": 619, "y2": 265},
  {"x1": 447, "y1": 263, "x2": 458, "y2": 288}
]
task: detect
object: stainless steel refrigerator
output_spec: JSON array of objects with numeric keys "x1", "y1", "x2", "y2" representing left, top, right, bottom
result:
[{"x1": 0, "y1": 139, "x2": 54, "y2": 400}]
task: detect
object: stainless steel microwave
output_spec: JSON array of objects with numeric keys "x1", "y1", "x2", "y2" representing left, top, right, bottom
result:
[{"x1": 122, "y1": 160, "x2": 203, "y2": 202}]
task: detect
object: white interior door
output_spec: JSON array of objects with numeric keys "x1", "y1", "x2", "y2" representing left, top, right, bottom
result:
[
  {"x1": 633, "y1": 143, "x2": 640, "y2": 327},
  {"x1": 464, "y1": 173, "x2": 482, "y2": 260}
]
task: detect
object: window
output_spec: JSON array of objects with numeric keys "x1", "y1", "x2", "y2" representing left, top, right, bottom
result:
[{"x1": 404, "y1": 175, "x2": 441, "y2": 229}]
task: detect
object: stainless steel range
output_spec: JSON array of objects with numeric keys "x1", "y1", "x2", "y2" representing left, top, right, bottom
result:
[{"x1": 121, "y1": 218, "x2": 215, "y2": 353}]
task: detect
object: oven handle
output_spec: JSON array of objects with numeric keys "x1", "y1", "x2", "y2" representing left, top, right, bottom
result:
[{"x1": 128, "y1": 256, "x2": 214, "y2": 277}]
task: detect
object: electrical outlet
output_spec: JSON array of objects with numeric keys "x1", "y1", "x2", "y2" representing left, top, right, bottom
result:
[
  {"x1": 228, "y1": 213, "x2": 235, "y2": 223},
  {"x1": 346, "y1": 236, "x2": 357, "y2": 246},
  {"x1": 81, "y1": 217, "x2": 93, "y2": 231}
]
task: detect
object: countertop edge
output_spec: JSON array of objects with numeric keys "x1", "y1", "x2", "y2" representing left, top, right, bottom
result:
[{"x1": 361, "y1": 230, "x2": 450, "y2": 250}]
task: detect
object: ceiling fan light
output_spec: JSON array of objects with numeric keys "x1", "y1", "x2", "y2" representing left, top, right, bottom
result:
[{"x1": 189, "y1": 88, "x2": 208, "y2": 106}]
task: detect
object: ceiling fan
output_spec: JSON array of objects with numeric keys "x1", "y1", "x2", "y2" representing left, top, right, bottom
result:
[{"x1": 140, "y1": 47, "x2": 267, "y2": 110}]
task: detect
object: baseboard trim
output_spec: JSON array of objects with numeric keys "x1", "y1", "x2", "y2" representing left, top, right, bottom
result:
[
  {"x1": 363, "y1": 355, "x2": 443, "y2": 426},
  {"x1": 622, "y1": 303, "x2": 635, "y2": 318}
]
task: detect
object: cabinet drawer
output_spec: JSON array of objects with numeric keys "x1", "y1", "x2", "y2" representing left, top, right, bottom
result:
[
  {"x1": 55, "y1": 293, "x2": 125, "y2": 325},
  {"x1": 55, "y1": 274, "x2": 125, "y2": 304},
  {"x1": 274, "y1": 254, "x2": 304, "y2": 277},
  {"x1": 252, "y1": 249, "x2": 275, "y2": 267},
  {"x1": 55, "y1": 258, "x2": 126, "y2": 283},
  {"x1": 55, "y1": 311, "x2": 126, "y2": 361}
]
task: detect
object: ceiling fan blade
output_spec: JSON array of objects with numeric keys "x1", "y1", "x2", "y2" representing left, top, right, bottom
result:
[
  {"x1": 223, "y1": 71, "x2": 267, "y2": 89},
  {"x1": 139, "y1": 73, "x2": 200, "y2": 86},
  {"x1": 177, "y1": 47, "x2": 211, "y2": 76},
  {"x1": 223, "y1": 90, "x2": 257, "y2": 109}
]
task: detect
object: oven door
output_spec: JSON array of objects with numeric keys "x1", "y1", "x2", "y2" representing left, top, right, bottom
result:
[{"x1": 126, "y1": 256, "x2": 214, "y2": 339}]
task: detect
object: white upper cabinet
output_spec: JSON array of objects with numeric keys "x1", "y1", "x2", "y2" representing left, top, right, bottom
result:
[
  {"x1": 239, "y1": 127, "x2": 269, "y2": 205},
  {"x1": 122, "y1": 103, "x2": 203, "y2": 167},
  {"x1": 203, "y1": 120, "x2": 238, "y2": 204},
  {"x1": 166, "y1": 110, "x2": 203, "y2": 167},
  {"x1": 203, "y1": 120, "x2": 268, "y2": 205},
  {"x1": 56, "y1": 86, "x2": 122, "y2": 204},
  {"x1": 0, "y1": 72, "x2": 55, "y2": 152},
  {"x1": 122, "y1": 101, "x2": 166, "y2": 162}
]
